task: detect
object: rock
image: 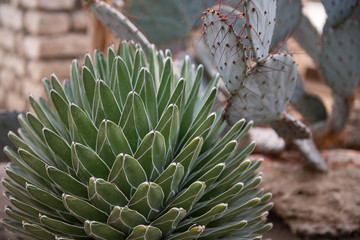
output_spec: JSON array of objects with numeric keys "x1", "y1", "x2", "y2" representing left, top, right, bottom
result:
[
  {"x1": 25, "y1": 10, "x2": 71, "y2": 35},
  {"x1": 19, "y1": 0, "x2": 76, "y2": 10},
  {"x1": 260, "y1": 149, "x2": 360, "y2": 238},
  {"x1": 27, "y1": 59, "x2": 73, "y2": 81},
  {"x1": 71, "y1": 10, "x2": 87, "y2": 31},
  {"x1": 0, "y1": 4, "x2": 23, "y2": 31},
  {"x1": 250, "y1": 127, "x2": 286, "y2": 154},
  {"x1": 23, "y1": 33, "x2": 88, "y2": 59}
]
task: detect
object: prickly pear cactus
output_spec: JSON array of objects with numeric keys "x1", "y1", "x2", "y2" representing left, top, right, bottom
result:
[
  {"x1": 322, "y1": 0, "x2": 359, "y2": 29},
  {"x1": 270, "y1": 113, "x2": 311, "y2": 140},
  {"x1": 320, "y1": 18, "x2": 360, "y2": 99},
  {"x1": 87, "y1": 1, "x2": 150, "y2": 47},
  {"x1": 271, "y1": 0, "x2": 302, "y2": 51},
  {"x1": 202, "y1": 4, "x2": 296, "y2": 125},
  {"x1": 224, "y1": 54, "x2": 297, "y2": 125},
  {"x1": 123, "y1": 0, "x2": 217, "y2": 45}
]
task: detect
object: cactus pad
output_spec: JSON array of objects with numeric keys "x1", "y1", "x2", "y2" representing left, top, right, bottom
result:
[
  {"x1": 320, "y1": 18, "x2": 360, "y2": 98},
  {"x1": 270, "y1": 112, "x2": 311, "y2": 140},
  {"x1": 225, "y1": 53, "x2": 297, "y2": 125},
  {"x1": 124, "y1": 0, "x2": 189, "y2": 45},
  {"x1": 271, "y1": 0, "x2": 302, "y2": 51},
  {"x1": 322, "y1": 0, "x2": 359, "y2": 28},
  {"x1": 243, "y1": 0, "x2": 277, "y2": 62},
  {"x1": 89, "y1": 1, "x2": 150, "y2": 47},
  {"x1": 202, "y1": 9, "x2": 249, "y2": 93},
  {"x1": 292, "y1": 15, "x2": 321, "y2": 65}
]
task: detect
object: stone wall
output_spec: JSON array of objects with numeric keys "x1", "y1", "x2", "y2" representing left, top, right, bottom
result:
[{"x1": 0, "y1": 0, "x2": 88, "y2": 110}]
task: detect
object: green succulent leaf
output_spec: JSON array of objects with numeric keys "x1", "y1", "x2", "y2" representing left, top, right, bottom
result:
[
  {"x1": 127, "y1": 225, "x2": 162, "y2": 240},
  {"x1": 108, "y1": 154, "x2": 147, "y2": 198},
  {"x1": 39, "y1": 214, "x2": 87, "y2": 237},
  {"x1": 62, "y1": 194, "x2": 108, "y2": 223},
  {"x1": 151, "y1": 207, "x2": 186, "y2": 236},
  {"x1": 128, "y1": 182, "x2": 164, "y2": 220},
  {"x1": 88, "y1": 177, "x2": 128, "y2": 213},
  {"x1": 108, "y1": 206, "x2": 147, "y2": 235},
  {"x1": 84, "y1": 221, "x2": 126, "y2": 240},
  {"x1": 166, "y1": 225, "x2": 205, "y2": 240}
]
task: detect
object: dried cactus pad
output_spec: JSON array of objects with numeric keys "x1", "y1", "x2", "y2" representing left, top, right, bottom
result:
[
  {"x1": 322, "y1": 0, "x2": 359, "y2": 28},
  {"x1": 271, "y1": 0, "x2": 302, "y2": 51},
  {"x1": 225, "y1": 53, "x2": 297, "y2": 125},
  {"x1": 320, "y1": 18, "x2": 360, "y2": 98},
  {"x1": 89, "y1": 1, "x2": 150, "y2": 46},
  {"x1": 202, "y1": 9, "x2": 249, "y2": 94},
  {"x1": 270, "y1": 112, "x2": 311, "y2": 140}
]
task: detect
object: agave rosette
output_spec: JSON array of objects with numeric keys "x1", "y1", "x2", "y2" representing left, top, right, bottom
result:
[{"x1": 2, "y1": 41, "x2": 272, "y2": 240}]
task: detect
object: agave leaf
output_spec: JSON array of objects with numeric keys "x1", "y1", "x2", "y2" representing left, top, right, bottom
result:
[
  {"x1": 82, "y1": 66, "x2": 96, "y2": 110},
  {"x1": 46, "y1": 166, "x2": 88, "y2": 199},
  {"x1": 96, "y1": 121, "x2": 117, "y2": 167},
  {"x1": 26, "y1": 184, "x2": 67, "y2": 212},
  {"x1": 127, "y1": 225, "x2": 162, "y2": 240},
  {"x1": 5, "y1": 205, "x2": 38, "y2": 224},
  {"x1": 192, "y1": 140, "x2": 237, "y2": 175},
  {"x1": 164, "y1": 181, "x2": 205, "y2": 213},
  {"x1": 108, "y1": 154, "x2": 147, "y2": 198},
  {"x1": 18, "y1": 149, "x2": 52, "y2": 182},
  {"x1": 94, "y1": 50, "x2": 107, "y2": 81},
  {"x1": 107, "y1": 206, "x2": 147, "y2": 235},
  {"x1": 62, "y1": 194, "x2": 108, "y2": 223},
  {"x1": 26, "y1": 113, "x2": 45, "y2": 142},
  {"x1": 180, "y1": 65, "x2": 203, "y2": 132},
  {"x1": 88, "y1": 177, "x2": 128, "y2": 213},
  {"x1": 157, "y1": 58, "x2": 173, "y2": 116},
  {"x1": 39, "y1": 214, "x2": 86, "y2": 237},
  {"x1": 23, "y1": 222, "x2": 57, "y2": 240},
  {"x1": 211, "y1": 198, "x2": 261, "y2": 227},
  {"x1": 99, "y1": 80, "x2": 121, "y2": 123},
  {"x1": 148, "y1": 44, "x2": 160, "y2": 88},
  {"x1": 50, "y1": 74, "x2": 68, "y2": 102},
  {"x1": 177, "y1": 204, "x2": 228, "y2": 232},
  {"x1": 107, "y1": 47, "x2": 116, "y2": 80},
  {"x1": 91, "y1": 80, "x2": 106, "y2": 127},
  {"x1": 166, "y1": 225, "x2": 205, "y2": 240},
  {"x1": 8, "y1": 131, "x2": 36, "y2": 156},
  {"x1": 1, "y1": 219, "x2": 35, "y2": 239},
  {"x1": 8, "y1": 196, "x2": 58, "y2": 220},
  {"x1": 43, "y1": 128, "x2": 72, "y2": 169},
  {"x1": 118, "y1": 42, "x2": 133, "y2": 76},
  {"x1": 154, "y1": 163, "x2": 184, "y2": 203},
  {"x1": 6, "y1": 163, "x2": 32, "y2": 188},
  {"x1": 5, "y1": 147, "x2": 52, "y2": 189},
  {"x1": 172, "y1": 137, "x2": 203, "y2": 176},
  {"x1": 29, "y1": 96, "x2": 56, "y2": 133},
  {"x1": 179, "y1": 113, "x2": 216, "y2": 153},
  {"x1": 135, "y1": 67, "x2": 158, "y2": 128},
  {"x1": 70, "y1": 104, "x2": 98, "y2": 149},
  {"x1": 71, "y1": 143, "x2": 110, "y2": 184},
  {"x1": 119, "y1": 92, "x2": 151, "y2": 152},
  {"x1": 190, "y1": 182, "x2": 244, "y2": 217},
  {"x1": 134, "y1": 131, "x2": 166, "y2": 181},
  {"x1": 151, "y1": 207, "x2": 186, "y2": 236},
  {"x1": 132, "y1": 49, "x2": 148, "y2": 86},
  {"x1": 70, "y1": 60, "x2": 84, "y2": 109},
  {"x1": 84, "y1": 221, "x2": 126, "y2": 240},
  {"x1": 166, "y1": 79, "x2": 185, "y2": 116},
  {"x1": 155, "y1": 104, "x2": 179, "y2": 163},
  {"x1": 50, "y1": 90, "x2": 69, "y2": 128},
  {"x1": 198, "y1": 220, "x2": 247, "y2": 240},
  {"x1": 63, "y1": 80, "x2": 74, "y2": 103},
  {"x1": 128, "y1": 182, "x2": 164, "y2": 220},
  {"x1": 185, "y1": 163, "x2": 225, "y2": 190},
  {"x1": 103, "y1": 120, "x2": 133, "y2": 156}
]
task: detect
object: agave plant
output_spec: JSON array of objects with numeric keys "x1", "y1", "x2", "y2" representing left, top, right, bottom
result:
[{"x1": 1, "y1": 41, "x2": 272, "y2": 239}]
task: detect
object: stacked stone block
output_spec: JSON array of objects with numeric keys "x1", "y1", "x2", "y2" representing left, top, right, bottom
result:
[{"x1": 0, "y1": 0, "x2": 88, "y2": 110}]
